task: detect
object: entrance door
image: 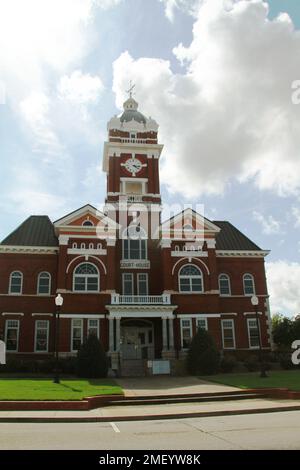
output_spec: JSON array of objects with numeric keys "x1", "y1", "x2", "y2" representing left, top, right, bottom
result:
[{"x1": 121, "y1": 326, "x2": 154, "y2": 360}]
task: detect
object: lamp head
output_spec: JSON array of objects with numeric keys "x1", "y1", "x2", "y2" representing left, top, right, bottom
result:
[
  {"x1": 55, "y1": 293, "x2": 64, "y2": 307},
  {"x1": 251, "y1": 295, "x2": 259, "y2": 306}
]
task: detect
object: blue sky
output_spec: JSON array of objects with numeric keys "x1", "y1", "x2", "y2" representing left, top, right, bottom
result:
[{"x1": 0, "y1": 0, "x2": 300, "y2": 315}]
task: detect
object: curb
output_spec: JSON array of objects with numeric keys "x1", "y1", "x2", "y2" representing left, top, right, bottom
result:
[{"x1": 1, "y1": 404, "x2": 300, "y2": 423}]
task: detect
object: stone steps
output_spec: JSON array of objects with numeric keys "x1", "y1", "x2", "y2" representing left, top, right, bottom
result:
[
  {"x1": 120, "y1": 359, "x2": 146, "y2": 377},
  {"x1": 105, "y1": 391, "x2": 267, "y2": 406}
]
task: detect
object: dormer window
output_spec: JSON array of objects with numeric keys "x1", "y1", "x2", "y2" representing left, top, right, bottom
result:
[{"x1": 82, "y1": 220, "x2": 94, "y2": 227}]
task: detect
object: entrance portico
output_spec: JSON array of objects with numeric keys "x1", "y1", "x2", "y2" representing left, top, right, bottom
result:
[{"x1": 106, "y1": 301, "x2": 177, "y2": 374}]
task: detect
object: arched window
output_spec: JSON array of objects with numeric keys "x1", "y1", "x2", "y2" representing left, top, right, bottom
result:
[
  {"x1": 37, "y1": 272, "x2": 51, "y2": 295},
  {"x1": 243, "y1": 273, "x2": 255, "y2": 296},
  {"x1": 72, "y1": 242, "x2": 77, "y2": 249},
  {"x1": 219, "y1": 274, "x2": 231, "y2": 296},
  {"x1": 81, "y1": 243, "x2": 86, "y2": 249},
  {"x1": 179, "y1": 265, "x2": 203, "y2": 293},
  {"x1": 73, "y1": 263, "x2": 99, "y2": 292},
  {"x1": 123, "y1": 225, "x2": 147, "y2": 260},
  {"x1": 97, "y1": 243, "x2": 102, "y2": 250},
  {"x1": 89, "y1": 243, "x2": 94, "y2": 249},
  {"x1": 9, "y1": 271, "x2": 23, "y2": 294},
  {"x1": 82, "y1": 220, "x2": 94, "y2": 227}
]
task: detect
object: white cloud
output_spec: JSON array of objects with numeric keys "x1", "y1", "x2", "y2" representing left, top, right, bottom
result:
[
  {"x1": 0, "y1": 0, "x2": 117, "y2": 154},
  {"x1": 113, "y1": 0, "x2": 300, "y2": 199},
  {"x1": 292, "y1": 206, "x2": 300, "y2": 228},
  {"x1": 266, "y1": 261, "x2": 300, "y2": 316},
  {"x1": 58, "y1": 70, "x2": 104, "y2": 105},
  {"x1": 159, "y1": 0, "x2": 201, "y2": 21},
  {"x1": 252, "y1": 211, "x2": 281, "y2": 235},
  {"x1": 20, "y1": 92, "x2": 65, "y2": 158}
]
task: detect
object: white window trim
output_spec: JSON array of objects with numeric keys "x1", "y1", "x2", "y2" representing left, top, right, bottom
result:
[
  {"x1": 221, "y1": 319, "x2": 236, "y2": 349},
  {"x1": 34, "y1": 320, "x2": 49, "y2": 353},
  {"x1": 37, "y1": 272, "x2": 51, "y2": 296},
  {"x1": 196, "y1": 317, "x2": 208, "y2": 331},
  {"x1": 87, "y1": 318, "x2": 100, "y2": 339},
  {"x1": 178, "y1": 264, "x2": 203, "y2": 293},
  {"x1": 73, "y1": 263, "x2": 100, "y2": 293},
  {"x1": 180, "y1": 318, "x2": 193, "y2": 350},
  {"x1": 71, "y1": 318, "x2": 83, "y2": 352},
  {"x1": 122, "y1": 238, "x2": 148, "y2": 261},
  {"x1": 137, "y1": 273, "x2": 149, "y2": 295},
  {"x1": 5, "y1": 319, "x2": 20, "y2": 352},
  {"x1": 247, "y1": 318, "x2": 261, "y2": 349},
  {"x1": 219, "y1": 273, "x2": 231, "y2": 296},
  {"x1": 9, "y1": 271, "x2": 23, "y2": 295},
  {"x1": 122, "y1": 273, "x2": 134, "y2": 295},
  {"x1": 243, "y1": 273, "x2": 256, "y2": 296},
  {"x1": 82, "y1": 219, "x2": 94, "y2": 227}
]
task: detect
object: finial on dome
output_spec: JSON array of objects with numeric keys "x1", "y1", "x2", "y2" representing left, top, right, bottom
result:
[{"x1": 126, "y1": 80, "x2": 135, "y2": 99}]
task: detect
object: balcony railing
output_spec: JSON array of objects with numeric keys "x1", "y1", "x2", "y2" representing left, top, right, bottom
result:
[
  {"x1": 111, "y1": 294, "x2": 171, "y2": 305},
  {"x1": 126, "y1": 195, "x2": 144, "y2": 203}
]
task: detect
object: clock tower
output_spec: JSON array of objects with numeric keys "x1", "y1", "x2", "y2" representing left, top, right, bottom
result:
[{"x1": 102, "y1": 93, "x2": 164, "y2": 220}]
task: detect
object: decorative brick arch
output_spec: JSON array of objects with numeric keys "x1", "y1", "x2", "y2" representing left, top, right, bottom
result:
[
  {"x1": 66, "y1": 255, "x2": 107, "y2": 275},
  {"x1": 171, "y1": 257, "x2": 210, "y2": 276}
]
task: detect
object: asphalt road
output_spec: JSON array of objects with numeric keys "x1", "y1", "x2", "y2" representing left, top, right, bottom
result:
[{"x1": 0, "y1": 411, "x2": 299, "y2": 450}]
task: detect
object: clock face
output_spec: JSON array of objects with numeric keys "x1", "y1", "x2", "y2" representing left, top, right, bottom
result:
[{"x1": 124, "y1": 157, "x2": 143, "y2": 175}]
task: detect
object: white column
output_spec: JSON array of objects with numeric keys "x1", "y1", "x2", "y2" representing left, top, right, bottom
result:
[
  {"x1": 162, "y1": 317, "x2": 168, "y2": 350},
  {"x1": 168, "y1": 317, "x2": 174, "y2": 350},
  {"x1": 115, "y1": 318, "x2": 121, "y2": 351},
  {"x1": 109, "y1": 317, "x2": 114, "y2": 352}
]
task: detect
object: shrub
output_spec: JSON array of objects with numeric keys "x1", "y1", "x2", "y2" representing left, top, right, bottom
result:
[
  {"x1": 186, "y1": 328, "x2": 220, "y2": 375},
  {"x1": 220, "y1": 355, "x2": 238, "y2": 373},
  {"x1": 76, "y1": 335, "x2": 108, "y2": 378},
  {"x1": 279, "y1": 353, "x2": 295, "y2": 370},
  {"x1": 244, "y1": 355, "x2": 259, "y2": 372}
]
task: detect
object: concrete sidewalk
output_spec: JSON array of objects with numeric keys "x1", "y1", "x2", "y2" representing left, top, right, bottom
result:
[
  {"x1": 114, "y1": 376, "x2": 238, "y2": 397},
  {"x1": 0, "y1": 397, "x2": 300, "y2": 423}
]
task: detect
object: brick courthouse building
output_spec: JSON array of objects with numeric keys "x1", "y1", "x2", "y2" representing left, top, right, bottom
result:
[{"x1": 0, "y1": 94, "x2": 272, "y2": 375}]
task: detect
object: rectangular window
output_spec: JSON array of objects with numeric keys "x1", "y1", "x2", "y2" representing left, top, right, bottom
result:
[
  {"x1": 180, "y1": 318, "x2": 192, "y2": 349},
  {"x1": 71, "y1": 319, "x2": 83, "y2": 352},
  {"x1": 221, "y1": 319, "x2": 236, "y2": 349},
  {"x1": 87, "y1": 319, "x2": 99, "y2": 338},
  {"x1": 123, "y1": 239, "x2": 147, "y2": 260},
  {"x1": 247, "y1": 318, "x2": 260, "y2": 348},
  {"x1": 5, "y1": 319, "x2": 20, "y2": 352},
  {"x1": 38, "y1": 275, "x2": 51, "y2": 295},
  {"x1": 137, "y1": 273, "x2": 148, "y2": 295},
  {"x1": 35, "y1": 320, "x2": 49, "y2": 352},
  {"x1": 122, "y1": 273, "x2": 134, "y2": 295},
  {"x1": 9, "y1": 273, "x2": 22, "y2": 294},
  {"x1": 196, "y1": 318, "x2": 208, "y2": 331}
]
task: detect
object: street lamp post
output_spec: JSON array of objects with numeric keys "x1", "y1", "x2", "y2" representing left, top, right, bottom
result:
[
  {"x1": 54, "y1": 293, "x2": 64, "y2": 384},
  {"x1": 251, "y1": 295, "x2": 267, "y2": 378}
]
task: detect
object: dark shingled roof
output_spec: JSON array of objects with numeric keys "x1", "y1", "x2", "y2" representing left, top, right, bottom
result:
[
  {"x1": 213, "y1": 221, "x2": 261, "y2": 251},
  {"x1": 1, "y1": 216, "x2": 58, "y2": 247}
]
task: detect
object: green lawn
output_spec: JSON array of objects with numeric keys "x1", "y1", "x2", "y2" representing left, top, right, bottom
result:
[
  {"x1": 0, "y1": 378, "x2": 123, "y2": 401},
  {"x1": 204, "y1": 370, "x2": 300, "y2": 391}
]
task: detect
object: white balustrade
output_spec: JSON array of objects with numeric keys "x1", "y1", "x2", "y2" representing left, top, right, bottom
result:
[{"x1": 111, "y1": 294, "x2": 171, "y2": 305}]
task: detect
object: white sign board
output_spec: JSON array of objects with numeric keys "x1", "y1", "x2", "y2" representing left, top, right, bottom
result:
[
  {"x1": 152, "y1": 360, "x2": 170, "y2": 375},
  {"x1": 0, "y1": 341, "x2": 6, "y2": 365}
]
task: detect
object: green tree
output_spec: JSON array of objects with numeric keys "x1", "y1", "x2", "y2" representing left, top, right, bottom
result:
[
  {"x1": 272, "y1": 314, "x2": 294, "y2": 349},
  {"x1": 76, "y1": 335, "x2": 108, "y2": 378},
  {"x1": 187, "y1": 328, "x2": 220, "y2": 375}
]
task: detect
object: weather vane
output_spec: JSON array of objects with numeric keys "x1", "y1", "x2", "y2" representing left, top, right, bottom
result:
[{"x1": 126, "y1": 80, "x2": 136, "y2": 99}]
